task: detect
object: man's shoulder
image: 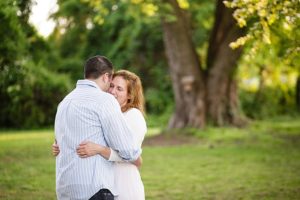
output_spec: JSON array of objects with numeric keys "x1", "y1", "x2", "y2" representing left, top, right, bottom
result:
[
  {"x1": 57, "y1": 91, "x2": 74, "y2": 105},
  {"x1": 81, "y1": 90, "x2": 119, "y2": 110},
  {"x1": 58, "y1": 88, "x2": 118, "y2": 111},
  {"x1": 91, "y1": 90, "x2": 116, "y2": 104},
  {"x1": 65, "y1": 87, "x2": 108, "y2": 100}
]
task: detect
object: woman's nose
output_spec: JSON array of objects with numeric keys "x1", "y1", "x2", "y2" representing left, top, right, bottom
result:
[{"x1": 110, "y1": 87, "x2": 117, "y2": 95}]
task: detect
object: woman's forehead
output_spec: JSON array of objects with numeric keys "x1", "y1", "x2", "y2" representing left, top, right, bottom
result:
[{"x1": 112, "y1": 76, "x2": 127, "y2": 87}]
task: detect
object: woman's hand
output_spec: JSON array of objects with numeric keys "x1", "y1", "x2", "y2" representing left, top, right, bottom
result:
[
  {"x1": 52, "y1": 140, "x2": 60, "y2": 156},
  {"x1": 133, "y1": 156, "x2": 143, "y2": 169},
  {"x1": 76, "y1": 141, "x2": 104, "y2": 158}
]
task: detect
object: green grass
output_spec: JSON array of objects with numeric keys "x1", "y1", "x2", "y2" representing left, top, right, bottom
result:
[{"x1": 1, "y1": 117, "x2": 300, "y2": 200}]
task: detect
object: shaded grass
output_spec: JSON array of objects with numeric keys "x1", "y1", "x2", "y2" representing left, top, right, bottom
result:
[{"x1": 0, "y1": 117, "x2": 300, "y2": 199}]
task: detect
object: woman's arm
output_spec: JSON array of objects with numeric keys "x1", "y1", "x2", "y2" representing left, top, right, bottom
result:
[
  {"x1": 76, "y1": 141, "x2": 142, "y2": 168},
  {"x1": 76, "y1": 141, "x2": 111, "y2": 159},
  {"x1": 51, "y1": 140, "x2": 111, "y2": 159}
]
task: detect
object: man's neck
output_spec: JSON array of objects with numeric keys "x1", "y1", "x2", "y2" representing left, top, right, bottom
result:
[{"x1": 87, "y1": 77, "x2": 106, "y2": 92}]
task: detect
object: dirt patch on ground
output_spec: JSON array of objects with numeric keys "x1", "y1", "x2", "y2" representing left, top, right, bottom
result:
[{"x1": 143, "y1": 134, "x2": 200, "y2": 146}]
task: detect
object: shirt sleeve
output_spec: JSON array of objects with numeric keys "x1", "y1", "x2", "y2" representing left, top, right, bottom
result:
[{"x1": 99, "y1": 96, "x2": 142, "y2": 162}]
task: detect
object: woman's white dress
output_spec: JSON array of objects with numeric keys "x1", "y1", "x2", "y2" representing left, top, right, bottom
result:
[{"x1": 109, "y1": 108, "x2": 147, "y2": 200}]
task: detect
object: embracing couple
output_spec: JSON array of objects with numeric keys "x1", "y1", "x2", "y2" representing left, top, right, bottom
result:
[{"x1": 53, "y1": 55, "x2": 147, "y2": 200}]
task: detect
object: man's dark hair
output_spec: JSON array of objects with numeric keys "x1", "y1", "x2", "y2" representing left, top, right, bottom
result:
[{"x1": 84, "y1": 55, "x2": 113, "y2": 79}]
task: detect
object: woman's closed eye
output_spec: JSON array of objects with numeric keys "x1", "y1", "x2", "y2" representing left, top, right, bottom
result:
[{"x1": 117, "y1": 86, "x2": 124, "y2": 91}]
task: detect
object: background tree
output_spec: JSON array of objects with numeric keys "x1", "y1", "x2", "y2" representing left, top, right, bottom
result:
[
  {"x1": 0, "y1": 0, "x2": 71, "y2": 128},
  {"x1": 161, "y1": 0, "x2": 246, "y2": 128}
]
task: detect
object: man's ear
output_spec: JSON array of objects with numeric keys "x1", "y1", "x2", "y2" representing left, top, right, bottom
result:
[{"x1": 101, "y1": 73, "x2": 108, "y2": 83}]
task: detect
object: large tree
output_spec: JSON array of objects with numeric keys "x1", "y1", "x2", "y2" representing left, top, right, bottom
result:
[{"x1": 162, "y1": 0, "x2": 245, "y2": 128}]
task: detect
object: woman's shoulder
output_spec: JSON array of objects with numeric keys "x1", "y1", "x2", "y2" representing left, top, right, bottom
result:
[
  {"x1": 126, "y1": 108, "x2": 143, "y2": 115},
  {"x1": 125, "y1": 108, "x2": 146, "y2": 122},
  {"x1": 125, "y1": 108, "x2": 147, "y2": 134}
]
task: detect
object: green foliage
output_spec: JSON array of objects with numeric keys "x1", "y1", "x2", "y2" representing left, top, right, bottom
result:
[
  {"x1": 189, "y1": 0, "x2": 215, "y2": 47},
  {"x1": 225, "y1": 0, "x2": 300, "y2": 119},
  {"x1": 0, "y1": 0, "x2": 26, "y2": 68},
  {"x1": 3, "y1": 62, "x2": 72, "y2": 128},
  {"x1": 146, "y1": 107, "x2": 173, "y2": 128},
  {"x1": 224, "y1": 0, "x2": 300, "y2": 65},
  {"x1": 240, "y1": 88, "x2": 296, "y2": 119},
  {"x1": 237, "y1": 42, "x2": 298, "y2": 119},
  {"x1": 0, "y1": 0, "x2": 73, "y2": 128}
]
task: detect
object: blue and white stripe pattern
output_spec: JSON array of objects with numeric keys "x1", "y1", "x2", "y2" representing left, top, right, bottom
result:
[{"x1": 55, "y1": 80, "x2": 141, "y2": 200}]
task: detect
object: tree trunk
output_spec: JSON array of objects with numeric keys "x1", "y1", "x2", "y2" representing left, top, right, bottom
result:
[
  {"x1": 206, "y1": 0, "x2": 246, "y2": 126},
  {"x1": 162, "y1": 0, "x2": 206, "y2": 128},
  {"x1": 162, "y1": 0, "x2": 246, "y2": 129}
]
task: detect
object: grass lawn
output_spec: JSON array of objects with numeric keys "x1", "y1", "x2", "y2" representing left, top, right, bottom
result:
[{"x1": 0, "y1": 117, "x2": 300, "y2": 199}]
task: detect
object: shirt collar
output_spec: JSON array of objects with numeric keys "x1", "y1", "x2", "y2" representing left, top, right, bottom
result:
[{"x1": 76, "y1": 79, "x2": 102, "y2": 91}]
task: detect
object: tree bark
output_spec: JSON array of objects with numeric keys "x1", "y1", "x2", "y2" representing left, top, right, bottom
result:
[
  {"x1": 206, "y1": 0, "x2": 246, "y2": 126},
  {"x1": 162, "y1": 0, "x2": 246, "y2": 129},
  {"x1": 162, "y1": 0, "x2": 206, "y2": 128}
]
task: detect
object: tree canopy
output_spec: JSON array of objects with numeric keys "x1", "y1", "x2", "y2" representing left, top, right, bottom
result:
[{"x1": 224, "y1": 0, "x2": 299, "y2": 65}]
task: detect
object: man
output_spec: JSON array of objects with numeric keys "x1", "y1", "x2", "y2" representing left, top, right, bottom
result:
[{"x1": 55, "y1": 55, "x2": 141, "y2": 200}]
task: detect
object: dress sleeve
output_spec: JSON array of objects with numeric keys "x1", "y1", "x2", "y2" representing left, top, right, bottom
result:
[
  {"x1": 108, "y1": 148, "x2": 123, "y2": 161},
  {"x1": 108, "y1": 108, "x2": 147, "y2": 162},
  {"x1": 125, "y1": 108, "x2": 147, "y2": 147}
]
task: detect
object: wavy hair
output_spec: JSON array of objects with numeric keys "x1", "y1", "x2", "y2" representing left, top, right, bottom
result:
[{"x1": 113, "y1": 70, "x2": 145, "y2": 115}]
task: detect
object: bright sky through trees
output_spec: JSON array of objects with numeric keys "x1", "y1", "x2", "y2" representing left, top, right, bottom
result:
[{"x1": 29, "y1": 0, "x2": 58, "y2": 37}]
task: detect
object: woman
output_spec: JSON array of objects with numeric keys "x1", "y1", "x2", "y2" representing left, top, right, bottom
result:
[{"x1": 52, "y1": 70, "x2": 147, "y2": 200}]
